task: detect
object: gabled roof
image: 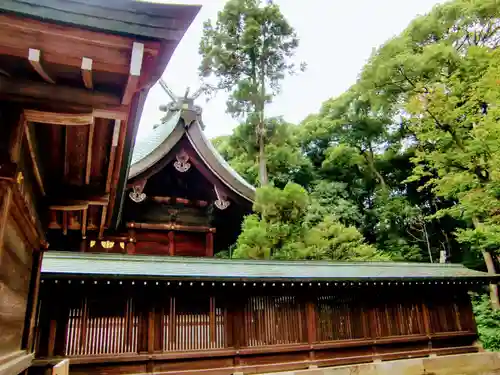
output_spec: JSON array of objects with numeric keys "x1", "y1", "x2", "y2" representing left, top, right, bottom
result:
[
  {"x1": 129, "y1": 100, "x2": 256, "y2": 203},
  {"x1": 0, "y1": 0, "x2": 201, "y2": 40},
  {"x1": 42, "y1": 251, "x2": 496, "y2": 282}
]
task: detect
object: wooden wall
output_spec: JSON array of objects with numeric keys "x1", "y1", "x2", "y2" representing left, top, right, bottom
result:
[
  {"x1": 31, "y1": 280, "x2": 479, "y2": 375},
  {"x1": 0, "y1": 104, "x2": 44, "y2": 374}
]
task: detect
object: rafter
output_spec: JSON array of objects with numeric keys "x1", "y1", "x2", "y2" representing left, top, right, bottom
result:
[
  {"x1": 81, "y1": 57, "x2": 93, "y2": 89},
  {"x1": 122, "y1": 42, "x2": 144, "y2": 105},
  {"x1": 23, "y1": 120, "x2": 46, "y2": 196},
  {"x1": 28, "y1": 48, "x2": 55, "y2": 84}
]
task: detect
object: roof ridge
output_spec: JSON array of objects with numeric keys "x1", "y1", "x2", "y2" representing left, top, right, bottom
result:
[{"x1": 44, "y1": 251, "x2": 467, "y2": 268}]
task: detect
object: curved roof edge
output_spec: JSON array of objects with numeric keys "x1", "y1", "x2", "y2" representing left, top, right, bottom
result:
[{"x1": 129, "y1": 109, "x2": 255, "y2": 203}]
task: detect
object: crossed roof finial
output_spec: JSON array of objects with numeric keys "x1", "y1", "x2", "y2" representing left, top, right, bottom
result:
[{"x1": 158, "y1": 79, "x2": 215, "y2": 126}]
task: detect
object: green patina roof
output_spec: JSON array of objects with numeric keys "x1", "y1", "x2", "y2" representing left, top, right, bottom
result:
[
  {"x1": 41, "y1": 251, "x2": 496, "y2": 282},
  {"x1": 131, "y1": 111, "x2": 181, "y2": 165}
]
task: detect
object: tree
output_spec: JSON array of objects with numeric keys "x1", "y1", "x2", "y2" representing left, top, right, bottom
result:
[
  {"x1": 199, "y1": 0, "x2": 304, "y2": 186},
  {"x1": 232, "y1": 183, "x2": 387, "y2": 261},
  {"x1": 213, "y1": 118, "x2": 314, "y2": 188},
  {"x1": 359, "y1": 0, "x2": 500, "y2": 307}
]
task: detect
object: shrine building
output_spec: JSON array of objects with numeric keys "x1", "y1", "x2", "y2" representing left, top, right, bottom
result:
[{"x1": 0, "y1": 1, "x2": 499, "y2": 375}]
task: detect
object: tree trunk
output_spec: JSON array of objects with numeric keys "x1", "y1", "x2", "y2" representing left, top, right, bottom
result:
[
  {"x1": 258, "y1": 128, "x2": 268, "y2": 186},
  {"x1": 257, "y1": 67, "x2": 268, "y2": 186},
  {"x1": 363, "y1": 146, "x2": 387, "y2": 190},
  {"x1": 482, "y1": 250, "x2": 500, "y2": 310},
  {"x1": 472, "y1": 217, "x2": 500, "y2": 310},
  {"x1": 423, "y1": 223, "x2": 433, "y2": 263}
]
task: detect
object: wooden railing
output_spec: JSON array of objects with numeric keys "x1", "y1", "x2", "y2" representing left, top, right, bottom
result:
[{"x1": 32, "y1": 282, "x2": 478, "y2": 374}]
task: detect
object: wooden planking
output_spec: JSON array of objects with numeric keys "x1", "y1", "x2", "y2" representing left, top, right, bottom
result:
[
  {"x1": 90, "y1": 118, "x2": 113, "y2": 187},
  {"x1": 0, "y1": 13, "x2": 160, "y2": 75},
  {"x1": 32, "y1": 283, "x2": 479, "y2": 375},
  {"x1": 0, "y1": 76, "x2": 121, "y2": 108},
  {"x1": 65, "y1": 126, "x2": 89, "y2": 186},
  {"x1": 0, "y1": 219, "x2": 33, "y2": 357}
]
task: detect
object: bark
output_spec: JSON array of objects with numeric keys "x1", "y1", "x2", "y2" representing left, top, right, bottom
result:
[
  {"x1": 258, "y1": 130, "x2": 268, "y2": 186},
  {"x1": 363, "y1": 149, "x2": 387, "y2": 190},
  {"x1": 423, "y1": 224, "x2": 432, "y2": 263},
  {"x1": 472, "y1": 217, "x2": 500, "y2": 310},
  {"x1": 257, "y1": 64, "x2": 268, "y2": 186}
]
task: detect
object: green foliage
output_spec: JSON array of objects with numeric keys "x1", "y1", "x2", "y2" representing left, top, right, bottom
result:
[
  {"x1": 471, "y1": 293, "x2": 500, "y2": 351},
  {"x1": 213, "y1": 118, "x2": 314, "y2": 188},
  {"x1": 232, "y1": 183, "x2": 386, "y2": 261},
  {"x1": 199, "y1": 0, "x2": 304, "y2": 185}
]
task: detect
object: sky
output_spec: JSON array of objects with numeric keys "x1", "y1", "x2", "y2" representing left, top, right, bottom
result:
[{"x1": 137, "y1": 0, "x2": 447, "y2": 141}]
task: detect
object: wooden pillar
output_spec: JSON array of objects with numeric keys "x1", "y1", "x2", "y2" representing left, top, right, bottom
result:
[
  {"x1": 0, "y1": 112, "x2": 25, "y2": 261},
  {"x1": 22, "y1": 250, "x2": 44, "y2": 352},
  {"x1": 148, "y1": 306, "x2": 155, "y2": 354},
  {"x1": 209, "y1": 297, "x2": 216, "y2": 343},
  {"x1": 168, "y1": 231, "x2": 175, "y2": 256},
  {"x1": 205, "y1": 232, "x2": 214, "y2": 257},
  {"x1": 422, "y1": 299, "x2": 432, "y2": 351}
]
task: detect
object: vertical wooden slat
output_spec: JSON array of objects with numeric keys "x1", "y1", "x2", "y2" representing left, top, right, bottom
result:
[
  {"x1": 209, "y1": 297, "x2": 215, "y2": 344},
  {"x1": 148, "y1": 305, "x2": 154, "y2": 353},
  {"x1": 306, "y1": 300, "x2": 316, "y2": 344},
  {"x1": 48, "y1": 319, "x2": 57, "y2": 357}
]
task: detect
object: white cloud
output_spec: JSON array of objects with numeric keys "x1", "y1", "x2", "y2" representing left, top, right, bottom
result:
[{"x1": 137, "y1": 0, "x2": 446, "y2": 141}]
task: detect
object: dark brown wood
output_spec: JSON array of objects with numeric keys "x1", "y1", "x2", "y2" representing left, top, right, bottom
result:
[
  {"x1": 127, "y1": 222, "x2": 216, "y2": 233},
  {"x1": 0, "y1": 76, "x2": 121, "y2": 108},
  {"x1": 205, "y1": 232, "x2": 214, "y2": 257},
  {"x1": 0, "y1": 13, "x2": 160, "y2": 75}
]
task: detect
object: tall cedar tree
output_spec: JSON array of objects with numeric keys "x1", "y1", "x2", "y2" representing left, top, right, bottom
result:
[{"x1": 199, "y1": 0, "x2": 303, "y2": 185}]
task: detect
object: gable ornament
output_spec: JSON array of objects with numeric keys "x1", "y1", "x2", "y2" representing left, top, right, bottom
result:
[
  {"x1": 174, "y1": 149, "x2": 191, "y2": 172},
  {"x1": 214, "y1": 185, "x2": 230, "y2": 210},
  {"x1": 129, "y1": 180, "x2": 147, "y2": 203}
]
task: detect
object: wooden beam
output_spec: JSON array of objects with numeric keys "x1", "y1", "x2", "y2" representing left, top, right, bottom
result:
[
  {"x1": 0, "y1": 113, "x2": 26, "y2": 263},
  {"x1": 0, "y1": 14, "x2": 161, "y2": 75},
  {"x1": 81, "y1": 208, "x2": 88, "y2": 238},
  {"x1": 23, "y1": 120, "x2": 46, "y2": 196},
  {"x1": 99, "y1": 206, "x2": 108, "y2": 239},
  {"x1": 85, "y1": 121, "x2": 95, "y2": 184},
  {"x1": 28, "y1": 48, "x2": 55, "y2": 84},
  {"x1": 49, "y1": 195, "x2": 109, "y2": 211},
  {"x1": 81, "y1": 57, "x2": 93, "y2": 89},
  {"x1": 92, "y1": 107, "x2": 128, "y2": 121},
  {"x1": 122, "y1": 42, "x2": 144, "y2": 105},
  {"x1": 105, "y1": 120, "x2": 121, "y2": 193},
  {"x1": 126, "y1": 222, "x2": 216, "y2": 233},
  {"x1": 0, "y1": 76, "x2": 121, "y2": 108},
  {"x1": 24, "y1": 110, "x2": 93, "y2": 126},
  {"x1": 50, "y1": 203, "x2": 89, "y2": 212}
]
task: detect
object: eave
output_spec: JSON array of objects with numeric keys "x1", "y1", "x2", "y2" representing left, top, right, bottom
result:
[
  {"x1": 127, "y1": 110, "x2": 256, "y2": 205},
  {"x1": 41, "y1": 251, "x2": 498, "y2": 284}
]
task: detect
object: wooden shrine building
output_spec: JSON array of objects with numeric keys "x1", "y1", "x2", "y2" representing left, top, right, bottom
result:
[
  {"x1": 0, "y1": 1, "x2": 200, "y2": 374},
  {"x1": 28, "y1": 87, "x2": 500, "y2": 374}
]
